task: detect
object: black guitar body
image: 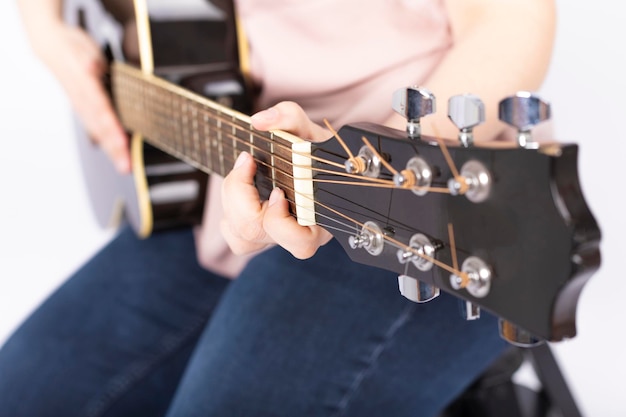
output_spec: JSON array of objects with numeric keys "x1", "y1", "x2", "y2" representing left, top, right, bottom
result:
[{"x1": 64, "y1": 0, "x2": 250, "y2": 236}]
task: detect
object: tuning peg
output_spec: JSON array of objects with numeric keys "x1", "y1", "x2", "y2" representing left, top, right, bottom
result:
[
  {"x1": 447, "y1": 160, "x2": 492, "y2": 203},
  {"x1": 499, "y1": 92, "x2": 551, "y2": 148},
  {"x1": 398, "y1": 275, "x2": 440, "y2": 303},
  {"x1": 348, "y1": 221, "x2": 384, "y2": 256},
  {"x1": 460, "y1": 300, "x2": 481, "y2": 320},
  {"x1": 344, "y1": 145, "x2": 381, "y2": 178},
  {"x1": 392, "y1": 86, "x2": 436, "y2": 139},
  {"x1": 448, "y1": 94, "x2": 485, "y2": 147},
  {"x1": 449, "y1": 256, "x2": 492, "y2": 298},
  {"x1": 499, "y1": 320, "x2": 544, "y2": 347},
  {"x1": 396, "y1": 233, "x2": 437, "y2": 270}
]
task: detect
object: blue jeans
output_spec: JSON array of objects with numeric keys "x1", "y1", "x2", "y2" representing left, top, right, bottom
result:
[{"x1": 0, "y1": 227, "x2": 507, "y2": 416}]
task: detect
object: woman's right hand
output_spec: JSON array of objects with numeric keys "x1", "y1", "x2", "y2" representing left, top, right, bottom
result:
[{"x1": 24, "y1": 13, "x2": 130, "y2": 174}]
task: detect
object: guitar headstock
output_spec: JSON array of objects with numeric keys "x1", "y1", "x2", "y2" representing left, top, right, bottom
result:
[{"x1": 310, "y1": 89, "x2": 601, "y2": 346}]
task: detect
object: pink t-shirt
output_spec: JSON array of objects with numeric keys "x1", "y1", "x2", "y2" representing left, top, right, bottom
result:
[
  {"x1": 195, "y1": 0, "x2": 453, "y2": 277},
  {"x1": 239, "y1": 0, "x2": 452, "y2": 126}
]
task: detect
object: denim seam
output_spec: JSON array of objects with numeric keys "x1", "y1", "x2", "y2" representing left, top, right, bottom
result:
[
  {"x1": 332, "y1": 303, "x2": 416, "y2": 416},
  {"x1": 84, "y1": 315, "x2": 208, "y2": 417}
]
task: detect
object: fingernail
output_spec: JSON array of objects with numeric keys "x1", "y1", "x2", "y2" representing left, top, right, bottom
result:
[
  {"x1": 268, "y1": 187, "x2": 283, "y2": 206},
  {"x1": 234, "y1": 151, "x2": 249, "y2": 169},
  {"x1": 251, "y1": 107, "x2": 279, "y2": 124}
]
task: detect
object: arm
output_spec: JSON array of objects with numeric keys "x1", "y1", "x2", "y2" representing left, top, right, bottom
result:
[
  {"x1": 221, "y1": 0, "x2": 557, "y2": 259},
  {"x1": 16, "y1": 0, "x2": 130, "y2": 173}
]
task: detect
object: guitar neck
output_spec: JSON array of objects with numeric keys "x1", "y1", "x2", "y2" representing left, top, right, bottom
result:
[{"x1": 111, "y1": 61, "x2": 315, "y2": 224}]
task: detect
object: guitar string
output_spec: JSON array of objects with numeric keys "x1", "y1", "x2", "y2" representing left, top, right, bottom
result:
[
  {"x1": 115, "y1": 65, "x2": 455, "y2": 194},
  {"x1": 114, "y1": 66, "x2": 466, "y2": 278},
  {"x1": 289, "y1": 186, "x2": 469, "y2": 281},
  {"x1": 114, "y1": 65, "x2": 469, "y2": 280},
  {"x1": 147, "y1": 123, "x2": 453, "y2": 195},
  {"x1": 447, "y1": 223, "x2": 467, "y2": 287},
  {"x1": 117, "y1": 67, "x2": 464, "y2": 255},
  {"x1": 121, "y1": 82, "x2": 454, "y2": 195}
]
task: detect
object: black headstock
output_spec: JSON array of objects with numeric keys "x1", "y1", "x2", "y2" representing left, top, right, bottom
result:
[{"x1": 310, "y1": 92, "x2": 601, "y2": 345}]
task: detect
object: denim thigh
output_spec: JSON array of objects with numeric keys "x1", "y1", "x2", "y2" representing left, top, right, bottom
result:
[
  {"x1": 165, "y1": 239, "x2": 508, "y2": 417},
  {"x1": 0, "y1": 227, "x2": 230, "y2": 417}
]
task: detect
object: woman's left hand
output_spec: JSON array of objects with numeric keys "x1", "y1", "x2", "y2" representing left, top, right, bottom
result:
[{"x1": 220, "y1": 101, "x2": 333, "y2": 259}]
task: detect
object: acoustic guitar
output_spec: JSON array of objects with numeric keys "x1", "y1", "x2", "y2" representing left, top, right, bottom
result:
[{"x1": 65, "y1": 0, "x2": 602, "y2": 346}]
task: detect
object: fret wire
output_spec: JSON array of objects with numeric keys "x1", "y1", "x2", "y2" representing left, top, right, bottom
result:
[
  {"x1": 236, "y1": 119, "x2": 250, "y2": 158},
  {"x1": 231, "y1": 113, "x2": 237, "y2": 169},
  {"x1": 176, "y1": 90, "x2": 184, "y2": 154},
  {"x1": 144, "y1": 83, "x2": 165, "y2": 148},
  {"x1": 207, "y1": 107, "x2": 222, "y2": 175},
  {"x1": 187, "y1": 100, "x2": 195, "y2": 160},
  {"x1": 196, "y1": 121, "x2": 318, "y2": 182},
  {"x1": 141, "y1": 84, "x2": 295, "y2": 168},
  {"x1": 160, "y1": 88, "x2": 178, "y2": 151},
  {"x1": 204, "y1": 111, "x2": 345, "y2": 171},
  {"x1": 178, "y1": 97, "x2": 185, "y2": 157},
  {"x1": 179, "y1": 96, "x2": 186, "y2": 153},
  {"x1": 172, "y1": 89, "x2": 180, "y2": 153},
  {"x1": 218, "y1": 131, "x2": 295, "y2": 177},
  {"x1": 189, "y1": 100, "x2": 197, "y2": 163},
  {"x1": 114, "y1": 66, "x2": 335, "y2": 188},
  {"x1": 173, "y1": 89, "x2": 182, "y2": 153},
  {"x1": 193, "y1": 101, "x2": 206, "y2": 170},
  {"x1": 116, "y1": 63, "x2": 305, "y2": 156},
  {"x1": 270, "y1": 132, "x2": 276, "y2": 189},
  {"x1": 189, "y1": 101, "x2": 197, "y2": 160},
  {"x1": 116, "y1": 69, "x2": 430, "y2": 240},
  {"x1": 217, "y1": 108, "x2": 225, "y2": 176},
  {"x1": 208, "y1": 157, "x2": 321, "y2": 225},
  {"x1": 186, "y1": 97, "x2": 194, "y2": 158},
  {"x1": 247, "y1": 122, "x2": 251, "y2": 159},
  {"x1": 115, "y1": 69, "x2": 397, "y2": 219},
  {"x1": 244, "y1": 120, "x2": 256, "y2": 162},
  {"x1": 158, "y1": 86, "x2": 172, "y2": 151},
  {"x1": 203, "y1": 113, "x2": 212, "y2": 173},
  {"x1": 211, "y1": 111, "x2": 219, "y2": 174},
  {"x1": 163, "y1": 87, "x2": 172, "y2": 151},
  {"x1": 162, "y1": 88, "x2": 173, "y2": 152},
  {"x1": 213, "y1": 139, "x2": 318, "y2": 189},
  {"x1": 198, "y1": 109, "x2": 208, "y2": 171}
]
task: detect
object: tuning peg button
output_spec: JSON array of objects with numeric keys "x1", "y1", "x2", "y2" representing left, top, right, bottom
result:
[
  {"x1": 499, "y1": 320, "x2": 544, "y2": 347},
  {"x1": 460, "y1": 300, "x2": 481, "y2": 321},
  {"x1": 499, "y1": 92, "x2": 551, "y2": 148},
  {"x1": 349, "y1": 221, "x2": 384, "y2": 256},
  {"x1": 448, "y1": 94, "x2": 485, "y2": 147},
  {"x1": 392, "y1": 86, "x2": 436, "y2": 139},
  {"x1": 398, "y1": 275, "x2": 440, "y2": 303}
]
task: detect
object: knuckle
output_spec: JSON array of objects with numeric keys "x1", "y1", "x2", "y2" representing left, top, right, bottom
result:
[
  {"x1": 220, "y1": 220, "x2": 253, "y2": 255},
  {"x1": 238, "y1": 222, "x2": 266, "y2": 243},
  {"x1": 225, "y1": 215, "x2": 266, "y2": 244}
]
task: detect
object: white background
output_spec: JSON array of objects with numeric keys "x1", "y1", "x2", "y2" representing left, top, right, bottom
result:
[{"x1": 1, "y1": 1, "x2": 624, "y2": 415}]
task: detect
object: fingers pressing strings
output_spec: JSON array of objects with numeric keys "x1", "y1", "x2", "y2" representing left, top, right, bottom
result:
[
  {"x1": 197, "y1": 118, "x2": 466, "y2": 278},
  {"x1": 142, "y1": 96, "x2": 467, "y2": 278}
]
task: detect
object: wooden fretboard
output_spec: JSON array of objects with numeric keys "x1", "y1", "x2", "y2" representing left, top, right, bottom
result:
[{"x1": 111, "y1": 62, "x2": 315, "y2": 225}]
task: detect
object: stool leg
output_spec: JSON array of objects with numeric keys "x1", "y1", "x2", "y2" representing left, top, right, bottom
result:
[{"x1": 526, "y1": 343, "x2": 583, "y2": 417}]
